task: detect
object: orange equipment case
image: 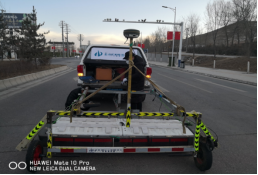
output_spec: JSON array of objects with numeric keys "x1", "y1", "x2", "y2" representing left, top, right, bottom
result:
[{"x1": 95, "y1": 68, "x2": 112, "y2": 80}]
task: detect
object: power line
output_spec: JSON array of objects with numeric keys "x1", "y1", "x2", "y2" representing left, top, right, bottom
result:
[{"x1": 68, "y1": 24, "x2": 81, "y2": 35}]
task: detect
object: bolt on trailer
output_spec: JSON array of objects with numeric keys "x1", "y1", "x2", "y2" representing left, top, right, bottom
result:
[{"x1": 16, "y1": 29, "x2": 218, "y2": 172}]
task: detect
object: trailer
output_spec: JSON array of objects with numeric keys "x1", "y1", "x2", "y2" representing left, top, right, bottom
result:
[{"x1": 15, "y1": 29, "x2": 218, "y2": 172}]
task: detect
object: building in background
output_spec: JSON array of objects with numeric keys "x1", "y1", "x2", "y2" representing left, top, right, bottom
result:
[{"x1": 47, "y1": 41, "x2": 75, "y2": 56}]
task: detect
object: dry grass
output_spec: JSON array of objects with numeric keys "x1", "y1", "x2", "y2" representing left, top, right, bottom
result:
[
  {"x1": 0, "y1": 61, "x2": 64, "y2": 80},
  {"x1": 191, "y1": 56, "x2": 257, "y2": 73}
]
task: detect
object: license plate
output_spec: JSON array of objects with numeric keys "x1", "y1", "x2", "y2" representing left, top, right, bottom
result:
[{"x1": 87, "y1": 147, "x2": 123, "y2": 153}]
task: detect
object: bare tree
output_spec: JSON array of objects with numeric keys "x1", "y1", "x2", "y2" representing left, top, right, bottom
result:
[
  {"x1": 205, "y1": 0, "x2": 224, "y2": 58},
  {"x1": 181, "y1": 17, "x2": 189, "y2": 51},
  {"x1": 186, "y1": 13, "x2": 200, "y2": 60},
  {"x1": 232, "y1": 0, "x2": 257, "y2": 58},
  {"x1": 143, "y1": 26, "x2": 170, "y2": 53},
  {"x1": 220, "y1": 0, "x2": 233, "y2": 48},
  {"x1": 152, "y1": 26, "x2": 167, "y2": 52},
  {"x1": 143, "y1": 36, "x2": 151, "y2": 50}
]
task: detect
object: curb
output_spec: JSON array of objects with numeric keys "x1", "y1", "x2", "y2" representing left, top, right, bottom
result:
[
  {"x1": 0, "y1": 66, "x2": 68, "y2": 91},
  {"x1": 150, "y1": 63, "x2": 257, "y2": 86}
]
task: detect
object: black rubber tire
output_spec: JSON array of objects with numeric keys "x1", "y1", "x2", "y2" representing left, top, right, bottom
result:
[
  {"x1": 26, "y1": 140, "x2": 43, "y2": 172},
  {"x1": 65, "y1": 88, "x2": 90, "y2": 110},
  {"x1": 142, "y1": 94, "x2": 146, "y2": 102},
  {"x1": 194, "y1": 142, "x2": 213, "y2": 171}
]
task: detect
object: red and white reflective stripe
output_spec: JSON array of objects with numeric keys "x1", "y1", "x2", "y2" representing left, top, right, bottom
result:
[
  {"x1": 48, "y1": 148, "x2": 87, "y2": 153},
  {"x1": 48, "y1": 147, "x2": 195, "y2": 153},
  {"x1": 123, "y1": 147, "x2": 194, "y2": 153}
]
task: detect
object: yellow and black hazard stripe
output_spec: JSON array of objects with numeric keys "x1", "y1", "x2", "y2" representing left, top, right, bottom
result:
[
  {"x1": 47, "y1": 132, "x2": 52, "y2": 158},
  {"x1": 51, "y1": 111, "x2": 175, "y2": 117},
  {"x1": 56, "y1": 111, "x2": 70, "y2": 115},
  {"x1": 126, "y1": 107, "x2": 131, "y2": 127},
  {"x1": 186, "y1": 113, "x2": 198, "y2": 117},
  {"x1": 194, "y1": 122, "x2": 201, "y2": 151},
  {"x1": 136, "y1": 112, "x2": 174, "y2": 117},
  {"x1": 82, "y1": 112, "x2": 125, "y2": 116},
  {"x1": 180, "y1": 110, "x2": 201, "y2": 118},
  {"x1": 55, "y1": 111, "x2": 125, "y2": 116},
  {"x1": 185, "y1": 112, "x2": 200, "y2": 118},
  {"x1": 49, "y1": 109, "x2": 78, "y2": 116},
  {"x1": 200, "y1": 122, "x2": 216, "y2": 142},
  {"x1": 26, "y1": 121, "x2": 44, "y2": 140}
]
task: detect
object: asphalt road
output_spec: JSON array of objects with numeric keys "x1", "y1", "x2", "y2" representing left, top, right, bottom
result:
[{"x1": 0, "y1": 57, "x2": 256, "y2": 173}]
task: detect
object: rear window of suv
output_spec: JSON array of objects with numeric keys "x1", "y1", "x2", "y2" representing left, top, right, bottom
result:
[{"x1": 85, "y1": 47, "x2": 144, "y2": 61}]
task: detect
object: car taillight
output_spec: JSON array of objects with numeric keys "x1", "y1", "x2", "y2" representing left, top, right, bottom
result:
[
  {"x1": 77, "y1": 65, "x2": 84, "y2": 77},
  {"x1": 146, "y1": 67, "x2": 152, "y2": 78}
]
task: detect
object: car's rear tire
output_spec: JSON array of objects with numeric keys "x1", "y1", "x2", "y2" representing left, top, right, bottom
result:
[
  {"x1": 65, "y1": 88, "x2": 90, "y2": 110},
  {"x1": 142, "y1": 94, "x2": 146, "y2": 102}
]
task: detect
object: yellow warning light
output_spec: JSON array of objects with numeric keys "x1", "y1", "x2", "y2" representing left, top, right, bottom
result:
[
  {"x1": 78, "y1": 73, "x2": 84, "y2": 77},
  {"x1": 146, "y1": 75, "x2": 151, "y2": 79}
]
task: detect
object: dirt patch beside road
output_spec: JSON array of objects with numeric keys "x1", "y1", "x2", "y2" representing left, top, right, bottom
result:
[{"x1": 185, "y1": 56, "x2": 257, "y2": 73}]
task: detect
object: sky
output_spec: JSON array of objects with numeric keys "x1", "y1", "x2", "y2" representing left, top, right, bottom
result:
[{"x1": 1, "y1": 0, "x2": 209, "y2": 50}]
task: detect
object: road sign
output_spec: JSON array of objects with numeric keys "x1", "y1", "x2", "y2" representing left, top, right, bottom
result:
[
  {"x1": 138, "y1": 43, "x2": 145, "y2": 48},
  {"x1": 0, "y1": 13, "x2": 35, "y2": 29},
  {"x1": 167, "y1": 31, "x2": 181, "y2": 40},
  {"x1": 143, "y1": 49, "x2": 148, "y2": 53}
]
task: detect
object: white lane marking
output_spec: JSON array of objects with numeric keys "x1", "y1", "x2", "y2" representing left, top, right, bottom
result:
[
  {"x1": 196, "y1": 79, "x2": 246, "y2": 92},
  {"x1": 150, "y1": 79, "x2": 169, "y2": 92},
  {"x1": 156, "y1": 84, "x2": 169, "y2": 92},
  {"x1": 157, "y1": 73, "x2": 212, "y2": 93},
  {"x1": 73, "y1": 77, "x2": 78, "y2": 81}
]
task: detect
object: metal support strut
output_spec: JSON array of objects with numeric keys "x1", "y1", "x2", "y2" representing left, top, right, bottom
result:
[{"x1": 126, "y1": 37, "x2": 133, "y2": 127}]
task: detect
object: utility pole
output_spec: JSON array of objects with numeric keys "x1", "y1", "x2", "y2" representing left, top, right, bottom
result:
[
  {"x1": 77, "y1": 34, "x2": 84, "y2": 57},
  {"x1": 186, "y1": 28, "x2": 189, "y2": 53},
  {"x1": 59, "y1": 20, "x2": 65, "y2": 57},
  {"x1": 64, "y1": 23, "x2": 70, "y2": 57}
]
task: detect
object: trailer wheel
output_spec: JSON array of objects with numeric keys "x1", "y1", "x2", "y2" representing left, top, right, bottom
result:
[
  {"x1": 194, "y1": 142, "x2": 213, "y2": 171},
  {"x1": 26, "y1": 140, "x2": 43, "y2": 172}
]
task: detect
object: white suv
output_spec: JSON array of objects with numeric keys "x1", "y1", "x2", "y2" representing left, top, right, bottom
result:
[{"x1": 77, "y1": 44, "x2": 152, "y2": 88}]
